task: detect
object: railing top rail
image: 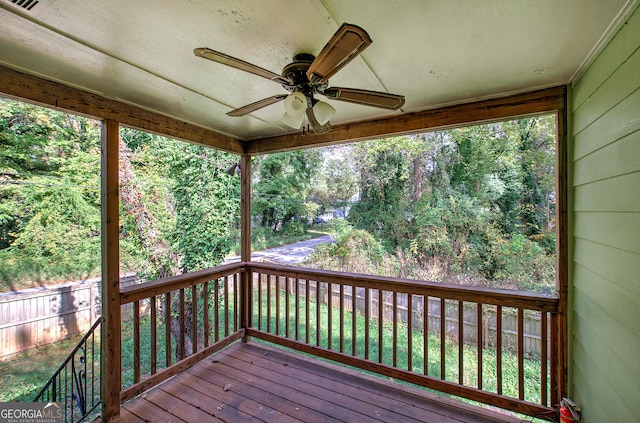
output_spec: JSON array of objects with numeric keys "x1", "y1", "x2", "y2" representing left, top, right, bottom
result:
[
  {"x1": 120, "y1": 262, "x2": 244, "y2": 304},
  {"x1": 246, "y1": 262, "x2": 559, "y2": 312}
]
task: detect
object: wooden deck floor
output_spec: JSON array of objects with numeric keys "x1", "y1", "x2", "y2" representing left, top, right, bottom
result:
[{"x1": 118, "y1": 342, "x2": 526, "y2": 423}]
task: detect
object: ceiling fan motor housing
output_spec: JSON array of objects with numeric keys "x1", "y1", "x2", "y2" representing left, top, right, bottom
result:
[{"x1": 281, "y1": 54, "x2": 327, "y2": 95}]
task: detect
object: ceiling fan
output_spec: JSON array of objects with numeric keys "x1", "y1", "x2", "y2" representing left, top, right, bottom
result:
[{"x1": 194, "y1": 23, "x2": 405, "y2": 134}]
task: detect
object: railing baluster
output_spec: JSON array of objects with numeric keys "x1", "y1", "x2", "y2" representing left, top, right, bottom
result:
[
  {"x1": 365, "y1": 287, "x2": 370, "y2": 360},
  {"x1": 316, "y1": 280, "x2": 321, "y2": 347},
  {"x1": 276, "y1": 275, "x2": 281, "y2": 336},
  {"x1": 224, "y1": 275, "x2": 230, "y2": 337},
  {"x1": 68, "y1": 361, "x2": 73, "y2": 422},
  {"x1": 134, "y1": 300, "x2": 140, "y2": 383},
  {"x1": 192, "y1": 285, "x2": 198, "y2": 353},
  {"x1": 518, "y1": 307, "x2": 525, "y2": 400},
  {"x1": 286, "y1": 277, "x2": 290, "y2": 338},
  {"x1": 179, "y1": 288, "x2": 186, "y2": 360},
  {"x1": 458, "y1": 300, "x2": 464, "y2": 385},
  {"x1": 234, "y1": 274, "x2": 238, "y2": 332},
  {"x1": 91, "y1": 330, "x2": 96, "y2": 405},
  {"x1": 165, "y1": 292, "x2": 172, "y2": 367},
  {"x1": 305, "y1": 279, "x2": 310, "y2": 344},
  {"x1": 327, "y1": 282, "x2": 333, "y2": 350},
  {"x1": 83, "y1": 337, "x2": 88, "y2": 415},
  {"x1": 215, "y1": 277, "x2": 220, "y2": 342},
  {"x1": 352, "y1": 286, "x2": 357, "y2": 356},
  {"x1": 408, "y1": 293, "x2": 413, "y2": 371},
  {"x1": 64, "y1": 365, "x2": 68, "y2": 418},
  {"x1": 257, "y1": 273, "x2": 262, "y2": 332},
  {"x1": 477, "y1": 303, "x2": 483, "y2": 390},
  {"x1": 424, "y1": 295, "x2": 429, "y2": 375},
  {"x1": 295, "y1": 276, "x2": 300, "y2": 341},
  {"x1": 550, "y1": 312, "x2": 558, "y2": 406},
  {"x1": 267, "y1": 274, "x2": 271, "y2": 333},
  {"x1": 151, "y1": 297, "x2": 157, "y2": 375},
  {"x1": 393, "y1": 291, "x2": 398, "y2": 368},
  {"x1": 541, "y1": 311, "x2": 548, "y2": 406},
  {"x1": 339, "y1": 283, "x2": 344, "y2": 353},
  {"x1": 440, "y1": 297, "x2": 446, "y2": 380},
  {"x1": 203, "y1": 281, "x2": 210, "y2": 348},
  {"x1": 378, "y1": 289, "x2": 384, "y2": 364},
  {"x1": 497, "y1": 305, "x2": 503, "y2": 395}
]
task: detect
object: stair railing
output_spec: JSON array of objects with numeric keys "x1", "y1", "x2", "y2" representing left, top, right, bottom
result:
[{"x1": 33, "y1": 318, "x2": 102, "y2": 423}]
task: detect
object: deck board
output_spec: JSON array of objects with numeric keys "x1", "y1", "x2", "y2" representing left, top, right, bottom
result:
[{"x1": 119, "y1": 342, "x2": 526, "y2": 423}]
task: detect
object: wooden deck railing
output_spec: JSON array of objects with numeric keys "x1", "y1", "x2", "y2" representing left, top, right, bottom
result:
[
  {"x1": 247, "y1": 262, "x2": 560, "y2": 421},
  {"x1": 118, "y1": 263, "x2": 245, "y2": 403},
  {"x1": 115, "y1": 261, "x2": 560, "y2": 421}
]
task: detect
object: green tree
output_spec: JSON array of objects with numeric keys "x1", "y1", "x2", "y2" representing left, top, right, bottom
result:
[
  {"x1": 120, "y1": 128, "x2": 240, "y2": 274},
  {"x1": 348, "y1": 138, "x2": 414, "y2": 249},
  {"x1": 252, "y1": 150, "x2": 321, "y2": 234},
  {"x1": 324, "y1": 151, "x2": 359, "y2": 214},
  {"x1": 169, "y1": 146, "x2": 240, "y2": 271},
  {"x1": 0, "y1": 98, "x2": 101, "y2": 285}
]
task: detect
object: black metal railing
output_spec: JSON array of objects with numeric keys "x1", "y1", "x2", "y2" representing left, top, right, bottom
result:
[{"x1": 34, "y1": 318, "x2": 102, "y2": 423}]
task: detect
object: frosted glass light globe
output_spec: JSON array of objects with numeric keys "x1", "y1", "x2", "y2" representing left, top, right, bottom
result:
[{"x1": 284, "y1": 92, "x2": 307, "y2": 117}]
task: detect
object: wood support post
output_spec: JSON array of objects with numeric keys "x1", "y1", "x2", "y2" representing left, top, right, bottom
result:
[
  {"x1": 240, "y1": 154, "x2": 252, "y2": 341},
  {"x1": 555, "y1": 97, "x2": 569, "y2": 406},
  {"x1": 101, "y1": 120, "x2": 121, "y2": 422}
]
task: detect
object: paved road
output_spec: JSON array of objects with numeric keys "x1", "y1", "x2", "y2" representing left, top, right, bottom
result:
[{"x1": 225, "y1": 235, "x2": 334, "y2": 265}]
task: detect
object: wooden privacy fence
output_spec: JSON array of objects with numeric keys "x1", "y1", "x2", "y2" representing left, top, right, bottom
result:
[{"x1": 0, "y1": 275, "x2": 138, "y2": 359}]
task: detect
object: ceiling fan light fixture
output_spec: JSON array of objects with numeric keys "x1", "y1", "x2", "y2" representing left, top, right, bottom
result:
[
  {"x1": 312, "y1": 101, "x2": 336, "y2": 126},
  {"x1": 283, "y1": 91, "x2": 307, "y2": 117},
  {"x1": 282, "y1": 111, "x2": 305, "y2": 129}
]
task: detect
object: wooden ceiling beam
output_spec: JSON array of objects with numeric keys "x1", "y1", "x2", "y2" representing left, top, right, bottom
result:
[
  {"x1": 0, "y1": 64, "x2": 566, "y2": 155},
  {"x1": 245, "y1": 86, "x2": 567, "y2": 154},
  {"x1": 0, "y1": 65, "x2": 244, "y2": 154}
]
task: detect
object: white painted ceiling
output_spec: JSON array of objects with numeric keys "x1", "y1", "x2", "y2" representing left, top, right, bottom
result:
[{"x1": 0, "y1": 0, "x2": 634, "y2": 140}]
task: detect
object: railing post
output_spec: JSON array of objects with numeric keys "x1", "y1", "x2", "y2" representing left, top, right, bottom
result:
[
  {"x1": 100, "y1": 119, "x2": 121, "y2": 422},
  {"x1": 555, "y1": 104, "x2": 569, "y2": 406},
  {"x1": 240, "y1": 154, "x2": 252, "y2": 341}
]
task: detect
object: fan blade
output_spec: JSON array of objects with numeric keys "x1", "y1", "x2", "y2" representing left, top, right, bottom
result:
[
  {"x1": 306, "y1": 23, "x2": 372, "y2": 84},
  {"x1": 227, "y1": 94, "x2": 287, "y2": 117},
  {"x1": 323, "y1": 87, "x2": 405, "y2": 110},
  {"x1": 194, "y1": 48, "x2": 291, "y2": 85},
  {"x1": 306, "y1": 107, "x2": 331, "y2": 133}
]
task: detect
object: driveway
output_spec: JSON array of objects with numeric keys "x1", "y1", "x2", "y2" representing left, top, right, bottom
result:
[{"x1": 225, "y1": 235, "x2": 333, "y2": 265}]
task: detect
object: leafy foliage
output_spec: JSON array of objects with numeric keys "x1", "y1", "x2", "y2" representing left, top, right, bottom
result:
[
  {"x1": 1, "y1": 95, "x2": 557, "y2": 294},
  {"x1": 0, "y1": 98, "x2": 240, "y2": 288},
  {"x1": 169, "y1": 145, "x2": 240, "y2": 271},
  {"x1": 0, "y1": 99, "x2": 102, "y2": 286},
  {"x1": 252, "y1": 150, "x2": 321, "y2": 232},
  {"x1": 308, "y1": 116, "x2": 557, "y2": 292}
]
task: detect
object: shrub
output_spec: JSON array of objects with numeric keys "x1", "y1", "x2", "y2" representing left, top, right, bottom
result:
[{"x1": 281, "y1": 219, "x2": 306, "y2": 236}]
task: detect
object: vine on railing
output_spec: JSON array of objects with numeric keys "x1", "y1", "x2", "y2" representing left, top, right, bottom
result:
[{"x1": 33, "y1": 318, "x2": 102, "y2": 423}]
